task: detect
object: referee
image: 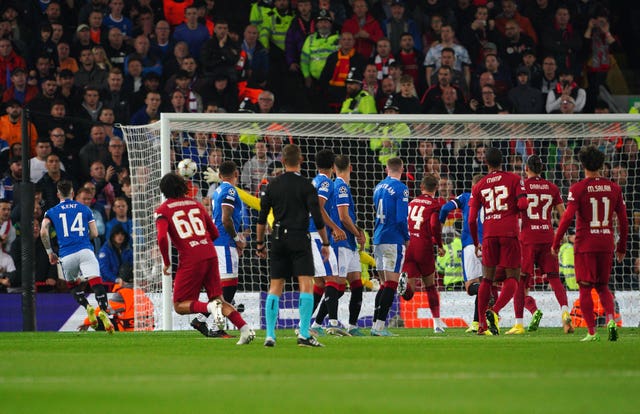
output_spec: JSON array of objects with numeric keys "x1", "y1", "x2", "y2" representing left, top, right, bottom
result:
[{"x1": 256, "y1": 144, "x2": 330, "y2": 348}]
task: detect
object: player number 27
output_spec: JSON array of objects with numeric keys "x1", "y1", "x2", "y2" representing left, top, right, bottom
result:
[
  {"x1": 527, "y1": 193, "x2": 553, "y2": 220},
  {"x1": 480, "y1": 185, "x2": 509, "y2": 214},
  {"x1": 173, "y1": 208, "x2": 206, "y2": 239}
]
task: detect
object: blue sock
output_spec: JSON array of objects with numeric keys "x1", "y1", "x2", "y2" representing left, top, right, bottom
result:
[
  {"x1": 298, "y1": 292, "x2": 313, "y2": 338},
  {"x1": 265, "y1": 294, "x2": 279, "y2": 340}
]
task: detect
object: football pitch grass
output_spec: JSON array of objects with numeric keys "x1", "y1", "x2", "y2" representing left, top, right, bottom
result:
[{"x1": 2, "y1": 328, "x2": 638, "y2": 414}]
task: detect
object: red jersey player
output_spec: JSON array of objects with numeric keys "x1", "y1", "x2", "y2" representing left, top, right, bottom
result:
[
  {"x1": 155, "y1": 172, "x2": 255, "y2": 344},
  {"x1": 469, "y1": 147, "x2": 529, "y2": 335},
  {"x1": 518, "y1": 155, "x2": 572, "y2": 334},
  {"x1": 552, "y1": 146, "x2": 628, "y2": 342},
  {"x1": 399, "y1": 174, "x2": 445, "y2": 333}
]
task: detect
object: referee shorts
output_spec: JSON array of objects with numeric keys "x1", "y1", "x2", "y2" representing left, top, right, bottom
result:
[{"x1": 270, "y1": 230, "x2": 315, "y2": 279}]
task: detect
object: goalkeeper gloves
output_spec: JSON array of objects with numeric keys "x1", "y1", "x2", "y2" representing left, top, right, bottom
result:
[{"x1": 203, "y1": 167, "x2": 221, "y2": 184}]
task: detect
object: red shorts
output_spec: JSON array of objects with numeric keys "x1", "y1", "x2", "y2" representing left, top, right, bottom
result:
[
  {"x1": 402, "y1": 240, "x2": 436, "y2": 278},
  {"x1": 575, "y1": 252, "x2": 613, "y2": 285},
  {"x1": 173, "y1": 256, "x2": 222, "y2": 303},
  {"x1": 482, "y1": 237, "x2": 521, "y2": 269},
  {"x1": 521, "y1": 243, "x2": 559, "y2": 276}
]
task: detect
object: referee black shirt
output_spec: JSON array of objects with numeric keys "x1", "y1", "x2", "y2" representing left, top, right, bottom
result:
[{"x1": 257, "y1": 171, "x2": 325, "y2": 231}]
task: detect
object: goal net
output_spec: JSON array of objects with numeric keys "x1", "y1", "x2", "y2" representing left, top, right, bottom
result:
[{"x1": 120, "y1": 113, "x2": 640, "y2": 331}]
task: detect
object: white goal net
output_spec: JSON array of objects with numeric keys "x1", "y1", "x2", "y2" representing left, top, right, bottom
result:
[{"x1": 120, "y1": 113, "x2": 640, "y2": 331}]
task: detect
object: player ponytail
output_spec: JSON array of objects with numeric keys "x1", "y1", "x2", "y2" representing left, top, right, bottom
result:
[{"x1": 159, "y1": 172, "x2": 189, "y2": 199}]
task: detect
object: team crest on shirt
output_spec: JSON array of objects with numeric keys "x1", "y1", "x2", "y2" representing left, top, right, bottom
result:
[
  {"x1": 567, "y1": 191, "x2": 574, "y2": 201},
  {"x1": 228, "y1": 188, "x2": 236, "y2": 197},
  {"x1": 339, "y1": 186, "x2": 347, "y2": 194},
  {"x1": 403, "y1": 189, "x2": 409, "y2": 199},
  {"x1": 320, "y1": 181, "x2": 330, "y2": 191}
]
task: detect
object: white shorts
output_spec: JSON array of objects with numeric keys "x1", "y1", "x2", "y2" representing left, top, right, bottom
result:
[
  {"x1": 215, "y1": 245, "x2": 239, "y2": 280},
  {"x1": 59, "y1": 249, "x2": 100, "y2": 282},
  {"x1": 462, "y1": 244, "x2": 482, "y2": 282},
  {"x1": 337, "y1": 246, "x2": 361, "y2": 277},
  {"x1": 310, "y1": 232, "x2": 338, "y2": 277},
  {"x1": 373, "y1": 243, "x2": 406, "y2": 273}
]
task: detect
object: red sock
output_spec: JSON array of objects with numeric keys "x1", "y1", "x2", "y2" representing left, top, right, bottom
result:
[
  {"x1": 88, "y1": 277, "x2": 104, "y2": 287},
  {"x1": 190, "y1": 301, "x2": 209, "y2": 314},
  {"x1": 513, "y1": 278, "x2": 525, "y2": 319},
  {"x1": 426, "y1": 285, "x2": 440, "y2": 318},
  {"x1": 227, "y1": 310, "x2": 247, "y2": 329},
  {"x1": 493, "y1": 278, "x2": 517, "y2": 314},
  {"x1": 524, "y1": 295, "x2": 538, "y2": 314},
  {"x1": 478, "y1": 279, "x2": 493, "y2": 328},
  {"x1": 491, "y1": 285, "x2": 500, "y2": 302},
  {"x1": 402, "y1": 283, "x2": 414, "y2": 301},
  {"x1": 595, "y1": 284, "x2": 615, "y2": 322},
  {"x1": 313, "y1": 284, "x2": 324, "y2": 296},
  {"x1": 349, "y1": 279, "x2": 363, "y2": 290},
  {"x1": 385, "y1": 280, "x2": 398, "y2": 291},
  {"x1": 579, "y1": 286, "x2": 596, "y2": 335},
  {"x1": 548, "y1": 276, "x2": 568, "y2": 307}
]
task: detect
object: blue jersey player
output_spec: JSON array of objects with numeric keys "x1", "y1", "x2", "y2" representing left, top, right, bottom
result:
[
  {"x1": 191, "y1": 160, "x2": 247, "y2": 339},
  {"x1": 371, "y1": 157, "x2": 409, "y2": 336},
  {"x1": 40, "y1": 180, "x2": 114, "y2": 333},
  {"x1": 439, "y1": 174, "x2": 485, "y2": 332},
  {"x1": 308, "y1": 150, "x2": 347, "y2": 337},
  {"x1": 332, "y1": 155, "x2": 367, "y2": 336}
]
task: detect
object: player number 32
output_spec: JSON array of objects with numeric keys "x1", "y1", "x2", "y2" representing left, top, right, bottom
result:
[{"x1": 480, "y1": 185, "x2": 509, "y2": 214}]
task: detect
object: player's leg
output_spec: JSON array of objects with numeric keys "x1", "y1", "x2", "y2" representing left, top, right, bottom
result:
[
  {"x1": 539, "y1": 243, "x2": 572, "y2": 332},
  {"x1": 421, "y1": 272, "x2": 443, "y2": 333},
  {"x1": 477, "y1": 238, "x2": 497, "y2": 335},
  {"x1": 371, "y1": 244, "x2": 404, "y2": 336},
  {"x1": 292, "y1": 237, "x2": 323, "y2": 347},
  {"x1": 347, "y1": 271, "x2": 364, "y2": 335},
  {"x1": 77, "y1": 250, "x2": 114, "y2": 333},
  {"x1": 312, "y1": 278, "x2": 325, "y2": 312},
  {"x1": 265, "y1": 278, "x2": 284, "y2": 346},
  {"x1": 593, "y1": 252, "x2": 617, "y2": 341},
  {"x1": 463, "y1": 244, "x2": 482, "y2": 333},
  {"x1": 309, "y1": 234, "x2": 337, "y2": 335},
  {"x1": 575, "y1": 253, "x2": 599, "y2": 341},
  {"x1": 493, "y1": 238, "x2": 522, "y2": 334}
]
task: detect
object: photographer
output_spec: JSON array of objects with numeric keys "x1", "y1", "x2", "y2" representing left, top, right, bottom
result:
[{"x1": 545, "y1": 68, "x2": 586, "y2": 113}]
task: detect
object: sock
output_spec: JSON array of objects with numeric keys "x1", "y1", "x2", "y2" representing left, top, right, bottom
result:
[
  {"x1": 314, "y1": 298, "x2": 328, "y2": 325},
  {"x1": 478, "y1": 279, "x2": 493, "y2": 328},
  {"x1": 402, "y1": 283, "x2": 414, "y2": 301},
  {"x1": 493, "y1": 277, "x2": 517, "y2": 314},
  {"x1": 227, "y1": 310, "x2": 246, "y2": 329},
  {"x1": 426, "y1": 285, "x2": 440, "y2": 318},
  {"x1": 325, "y1": 282, "x2": 341, "y2": 321},
  {"x1": 191, "y1": 301, "x2": 209, "y2": 314},
  {"x1": 515, "y1": 318, "x2": 523, "y2": 325},
  {"x1": 524, "y1": 295, "x2": 538, "y2": 314},
  {"x1": 265, "y1": 294, "x2": 279, "y2": 339},
  {"x1": 491, "y1": 285, "x2": 500, "y2": 302},
  {"x1": 373, "y1": 319, "x2": 385, "y2": 331},
  {"x1": 468, "y1": 282, "x2": 480, "y2": 296},
  {"x1": 348, "y1": 279, "x2": 363, "y2": 326},
  {"x1": 377, "y1": 281, "x2": 398, "y2": 323},
  {"x1": 579, "y1": 286, "x2": 596, "y2": 335},
  {"x1": 312, "y1": 284, "x2": 324, "y2": 312},
  {"x1": 561, "y1": 305, "x2": 569, "y2": 314},
  {"x1": 373, "y1": 288, "x2": 384, "y2": 322},
  {"x1": 594, "y1": 284, "x2": 615, "y2": 323},
  {"x1": 70, "y1": 286, "x2": 89, "y2": 308},
  {"x1": 473, "y1": 295, "x2": 479, "y2": 322},
  {"x1": 513, "y1": 278, "x2": 525, "y2": 319},
  {"x1": 548, "y1": 276, "x2": 568, "y2": 308},
  {"x1": 91, "y1": 283, "x2": 110, "y2": 312},
  {"x1": 298, "y1": 292, "x2": 313, "y2": 338},
  {"x1": 222, "y1": 285, "x2": 237, "y2": 304}
]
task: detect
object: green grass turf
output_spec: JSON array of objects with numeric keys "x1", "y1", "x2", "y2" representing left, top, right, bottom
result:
[{"x1": 1, "y1": 328, "x2": 639, "y2": 414}]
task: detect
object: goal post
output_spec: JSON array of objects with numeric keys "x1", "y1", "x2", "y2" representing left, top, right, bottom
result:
[{"x1": 120, "y1": 112, "x2": 640, "y2": 331}]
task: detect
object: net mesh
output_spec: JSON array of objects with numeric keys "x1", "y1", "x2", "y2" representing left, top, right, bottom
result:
[{"x1": 120, "y1": 114, "x2": 640, "y2": 331}]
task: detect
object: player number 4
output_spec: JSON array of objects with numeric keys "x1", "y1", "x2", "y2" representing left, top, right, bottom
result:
[
  {"x1": 376, "y1": 199, "x2": 386, "y2": 223},
  {"x1": 409, "y1": 205, "x2": 425, "y2": 230},
  {"x1": 173, "y1": 208, "x2": 206, "y2": 239}
]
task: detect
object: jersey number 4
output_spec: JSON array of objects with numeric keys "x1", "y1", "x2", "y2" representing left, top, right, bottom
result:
[
  {"x1": 408, "y1": 205, "x2": 425, "y2": 230},
  {"x1": 480, "y1": 185, "x2": 509, "y2": 214},
  {"x1": 172, "y1": 208, "x2": 206, "y2": 239}
]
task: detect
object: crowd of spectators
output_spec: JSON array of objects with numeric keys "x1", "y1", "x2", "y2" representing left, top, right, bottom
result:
[{"x1": 0, "y1": 0, "x2": 638, "y2": 293}]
